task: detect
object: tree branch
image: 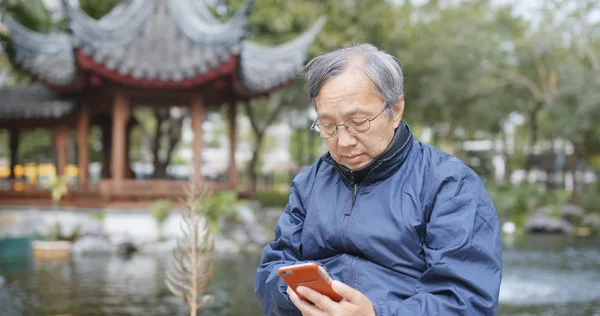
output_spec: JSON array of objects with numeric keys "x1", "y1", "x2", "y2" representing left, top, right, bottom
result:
[
  {"x1": 266, "y1": 99, "x2": 286, "y2": 128},
  {"x1": 152, "y1": 108, "x2": 166, "y2": 164},
  {"x1": 485, "y1": 64, "x2": 545, "y2": 101},
  {"x1": 165, "y1": 116, "x2": 184, "y2": 167},
  {"x1": 243, "y1": 101, "x2": 262, "y2": 136},
  {"x1": 531, "y1": 52, "x2": 549, "y2": 91},
  {"x1": 166, "y1": 272, "x2": 193, "y2": 293},
  {"x1": 165, "y1": 273, "x2": 185, "y2": 299}
]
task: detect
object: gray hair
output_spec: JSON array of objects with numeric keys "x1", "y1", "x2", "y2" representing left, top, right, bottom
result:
[{"x1": 304, "y1": 43, "x2": 404, "y2": 117}]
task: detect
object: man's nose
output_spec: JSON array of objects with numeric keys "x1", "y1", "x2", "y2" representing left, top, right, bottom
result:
[{"x1": 337, "y1": 127, "x2": 357, "y2": 148}]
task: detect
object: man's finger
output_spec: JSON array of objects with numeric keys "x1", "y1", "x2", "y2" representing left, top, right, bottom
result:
[
  {"x1": 331, "y1": 280, "x2": 362, "y2": 303},
  {"x1": 288, "y1": 287, "x2": 322, "y2": 315},
  {"x1": 297, "y1": 286, "x2": 335, "y2": 312}
]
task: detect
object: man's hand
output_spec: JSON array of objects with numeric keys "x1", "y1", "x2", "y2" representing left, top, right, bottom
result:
[{"x1": 286, "y1": 281, "x2": 376, "y2": 316}]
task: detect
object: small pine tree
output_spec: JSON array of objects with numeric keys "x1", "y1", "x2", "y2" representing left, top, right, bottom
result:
[{"x1": 165, "y1": 172, "x2": 214, "y2": 316}]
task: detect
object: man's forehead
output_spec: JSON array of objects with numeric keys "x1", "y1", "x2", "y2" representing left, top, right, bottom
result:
[
  {"x1": 314, "y1": 68, "x2": 383, "y2": 119},
  {"x1": 315, "y1": 83, "x2": 379, "y2": 106},
  {"x1": 317, "y1": 104, "x2": 376, "y2": 120}
]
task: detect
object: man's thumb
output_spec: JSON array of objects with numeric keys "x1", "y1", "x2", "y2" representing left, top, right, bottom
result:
[{"x1": 331, "y1": 280, "x2": 360, "y2": 303}]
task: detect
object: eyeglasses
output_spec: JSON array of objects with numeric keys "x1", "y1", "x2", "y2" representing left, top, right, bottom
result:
[{"x1": 310, "y1": 106, "x2": 387, "y2": 139}]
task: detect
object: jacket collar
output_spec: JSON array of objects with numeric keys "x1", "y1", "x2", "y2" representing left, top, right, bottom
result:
[{"x1": 323, "y1": 121, "x2": 414, "y2": 186}]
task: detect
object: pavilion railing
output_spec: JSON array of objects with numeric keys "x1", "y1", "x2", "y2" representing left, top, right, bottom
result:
[{"x1": 97, "y1": 179, "x2": 232, "y2": 201}]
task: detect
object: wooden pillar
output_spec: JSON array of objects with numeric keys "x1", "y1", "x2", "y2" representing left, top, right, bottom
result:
[
  {"x1": 101, "y1": 124, "x2": 112, "y2": 179},
  {"x1": 190, "y1": 96, "x2": 204, "y2": 181},
  {"x1": 9, "y1": 128, "x2": 20, "y2": 180},
  {"x1": 125, "y1": 121, "x2": 133, "y2": 179},
  {"x1": 55, "y1": 126, "x2": 68, "y2": 176},
  {"x1": 77, "y1": 106, "x2": 90, "y2": 189},
  {"x1": 228, "y1": 102, "x2": 238, "y2": 188},
  {"x1": 111, "y1": 92, "x2": 130, "y2": 183}
]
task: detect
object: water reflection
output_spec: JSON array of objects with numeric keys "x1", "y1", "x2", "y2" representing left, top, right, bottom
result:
[
  {"x1": 0, "y1": 252, "x2": 264, "y2": 316},
  {"x1": 499, "y1": 235, "x2": 600, "y2": 316},
  {"x1": 1, "y1": 236, "x2": 600, "y2": 315}
]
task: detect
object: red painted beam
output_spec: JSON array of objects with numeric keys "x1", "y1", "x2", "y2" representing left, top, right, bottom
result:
[{"x1": 76, "y1": 49, "x2": 237, "y2": 89}]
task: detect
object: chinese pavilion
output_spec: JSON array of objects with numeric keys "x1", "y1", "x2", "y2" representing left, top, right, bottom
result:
[{"x1": 0, "y1": 0, "x2": 324, "y2": 203}]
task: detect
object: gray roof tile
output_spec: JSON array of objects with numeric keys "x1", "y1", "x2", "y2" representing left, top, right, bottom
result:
[
  {"x1": 5, "y1": 17, "x2": 76, "y2": 85},
  {"x1": 239, "y1": 17, "x2": 326, "y2": 92},
  {"x1": 67, "y1": 0, "x2": 250, "y2": 82},
  {"x1": 0, "y1": 84, "x2": 75, "y2": 119}
]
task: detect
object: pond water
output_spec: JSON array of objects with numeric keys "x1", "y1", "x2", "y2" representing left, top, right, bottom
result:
[{"x1": 1, "y1": 235, "x2": 599, "y2": 315}]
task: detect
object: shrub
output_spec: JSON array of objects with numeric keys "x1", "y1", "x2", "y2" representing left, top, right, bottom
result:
[
  {"x1": 580, "y1": 184, "x2": 600, "y2": 214},
  {"x1": 197, "y1": 190, "x2": 238, "y2": 234},
  {"x1": 150, "y1": 199, "x2": 172, "y2": 240},
  {"x1": 251, "y1": 191, "x2": 290, "y2": 209},
  {"x1": 485, "y1": 181, "x2": 539, "y2": 230}
]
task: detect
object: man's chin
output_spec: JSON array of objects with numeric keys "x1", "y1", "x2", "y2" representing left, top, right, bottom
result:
[{"x1": 341, "y1": 159, "x2": 370, "y2": 171}]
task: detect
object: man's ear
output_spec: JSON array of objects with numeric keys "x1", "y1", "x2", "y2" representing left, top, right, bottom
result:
[{"x1": 392, "y1": 97, "x2": 405, "y2": 128}]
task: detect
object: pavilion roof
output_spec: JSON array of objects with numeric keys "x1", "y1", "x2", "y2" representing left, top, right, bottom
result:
[
  {"x1": 239, "y1": 17, "x2": 326, "y2": 93},
  {"x1": 0, "y1": 84, "x2": 75, "y2": 119},
  {"x1": 6, "y1": 20, "x2": 76, "y2": 85},
  {"x1": 4, "y1": 0, "x2": 325, "y2": 94}
]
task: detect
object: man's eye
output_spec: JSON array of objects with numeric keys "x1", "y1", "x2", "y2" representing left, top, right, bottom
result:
[{"x1": 351, "y1": 118, "x2": 369, "y2": 127}]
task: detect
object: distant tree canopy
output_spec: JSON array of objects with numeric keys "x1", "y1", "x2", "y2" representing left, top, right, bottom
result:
[{"x1": 0, "y1": 0, "x2": 598, "y2": 198}]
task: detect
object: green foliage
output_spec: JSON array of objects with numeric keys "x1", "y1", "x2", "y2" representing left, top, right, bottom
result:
[
  {"x1": 486, "y1": 181, "x2": 540, "y2": 233},
  {"x1": 251, "y1": 191, "x2": 290, "y2": 209},
  {"x1": 289, "y1": 128, "x2": 321, "y2": 167},
  {"x1": 150, "y1": 199, "x2": 171, "y2": 224},
  {"x1": 0, "y1": 52, "x2": 30, "y2": 86},
  {"x1": 78, "y1": 0, "x2": 122, "y2": 20},
  {"x1": 87, "y1": 126, "x2": 103, "y2": 163},
  {"x1": 197, "y1": 190, "x2": 238, "y2": 234},
  {"x1": 1, "y1": 0, "x2": 52, "y2": 33},
  {"x1": 17, "y1": 129, "x2": 52, "y2": 163},
  {"x1": 150, "y1": 199, "x2": 172, "y2": 240},
  {"x1": 580, "y1": 185, "x2": 600, "y2": 215},
  {"x1": 402, "y1": 2, "x2": 519, "y2": 139},
  {"x1": 486, "y1": 179, "x2": 576, "y2": 233},
  {"x1": 90, "y1": 212, "x2": 105, "y2": 223},
  {"x1": 551, "y1": 58, "x2": 600, "y2": 147},
  {"x1": 45, "y1": 175, "x2": 69, "y2": 205},
  {"x1": 130, "y1": 107, "x2": 185, "y2": 178},
  {"x1": 0, "y1": 130, "x2": 7, "y2": 157},
  {"x1": 537, "y1": 188, "x2": 570, "y2": 209}
]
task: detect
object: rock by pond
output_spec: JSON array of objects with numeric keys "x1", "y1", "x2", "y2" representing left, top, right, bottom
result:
[{"x1": 525, "y1": 204, "x2": 599, "y2": 235}]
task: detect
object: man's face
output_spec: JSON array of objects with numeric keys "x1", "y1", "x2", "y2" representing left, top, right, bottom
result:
[{"x1": 314, "y1": 68, "x2": 403, "y2": 170}]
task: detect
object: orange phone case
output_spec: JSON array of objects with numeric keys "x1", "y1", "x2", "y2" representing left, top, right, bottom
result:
[{"x1": 277, "y1": 262, "x2": 343, "y2": 302}]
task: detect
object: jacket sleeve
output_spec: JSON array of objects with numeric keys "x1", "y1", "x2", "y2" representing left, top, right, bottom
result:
[
  {"x1": 374, "y1": 159, "x2": 502, "y2": 316},
  {"x1": 254, "y1": 170, "x2": 311, "y2": 316}
]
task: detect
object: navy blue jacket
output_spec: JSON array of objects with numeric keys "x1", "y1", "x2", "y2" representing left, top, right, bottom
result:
[{"x1": 255, "y1": 122, "x2": 502, "y2": 315}]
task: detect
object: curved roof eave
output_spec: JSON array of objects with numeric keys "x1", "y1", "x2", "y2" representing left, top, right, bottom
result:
[
  {"x1": 65, "y1": 0, "x2": 252, "y2": 47},
  {"x1": 5, "y1": 17, "x2": 77, "y2": 85},
  {"x1": 168, "y1": 0, "x2": 252, "y2": 45},
  {"x1": 238, "y1": 16, "x2": 326, "y2": 94}
]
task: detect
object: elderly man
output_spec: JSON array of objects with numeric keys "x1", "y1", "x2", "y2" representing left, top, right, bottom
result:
[{"x1": 254, "y1": 44, "x2": 502, "y2": 316}]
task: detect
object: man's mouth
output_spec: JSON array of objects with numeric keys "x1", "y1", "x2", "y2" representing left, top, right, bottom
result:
[{"x1": 343, "y1": 154, "x2": 364, "y2": 164}]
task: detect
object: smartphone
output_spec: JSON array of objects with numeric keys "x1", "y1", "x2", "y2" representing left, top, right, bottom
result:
[{"x1": 277, "y1": 262, "x2": 343, "y2": 302}]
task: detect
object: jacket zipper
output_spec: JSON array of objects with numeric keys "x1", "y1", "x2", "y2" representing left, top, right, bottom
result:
[
  {"x1": 341, "y1": 173, "x2": 358, "y2": 250},
  {"x1": 351, "y1": 182, "x2": 358, "y2": 204},
  {"x1": 340, "y1": 169, "x2": 377, "y2": 285}
]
